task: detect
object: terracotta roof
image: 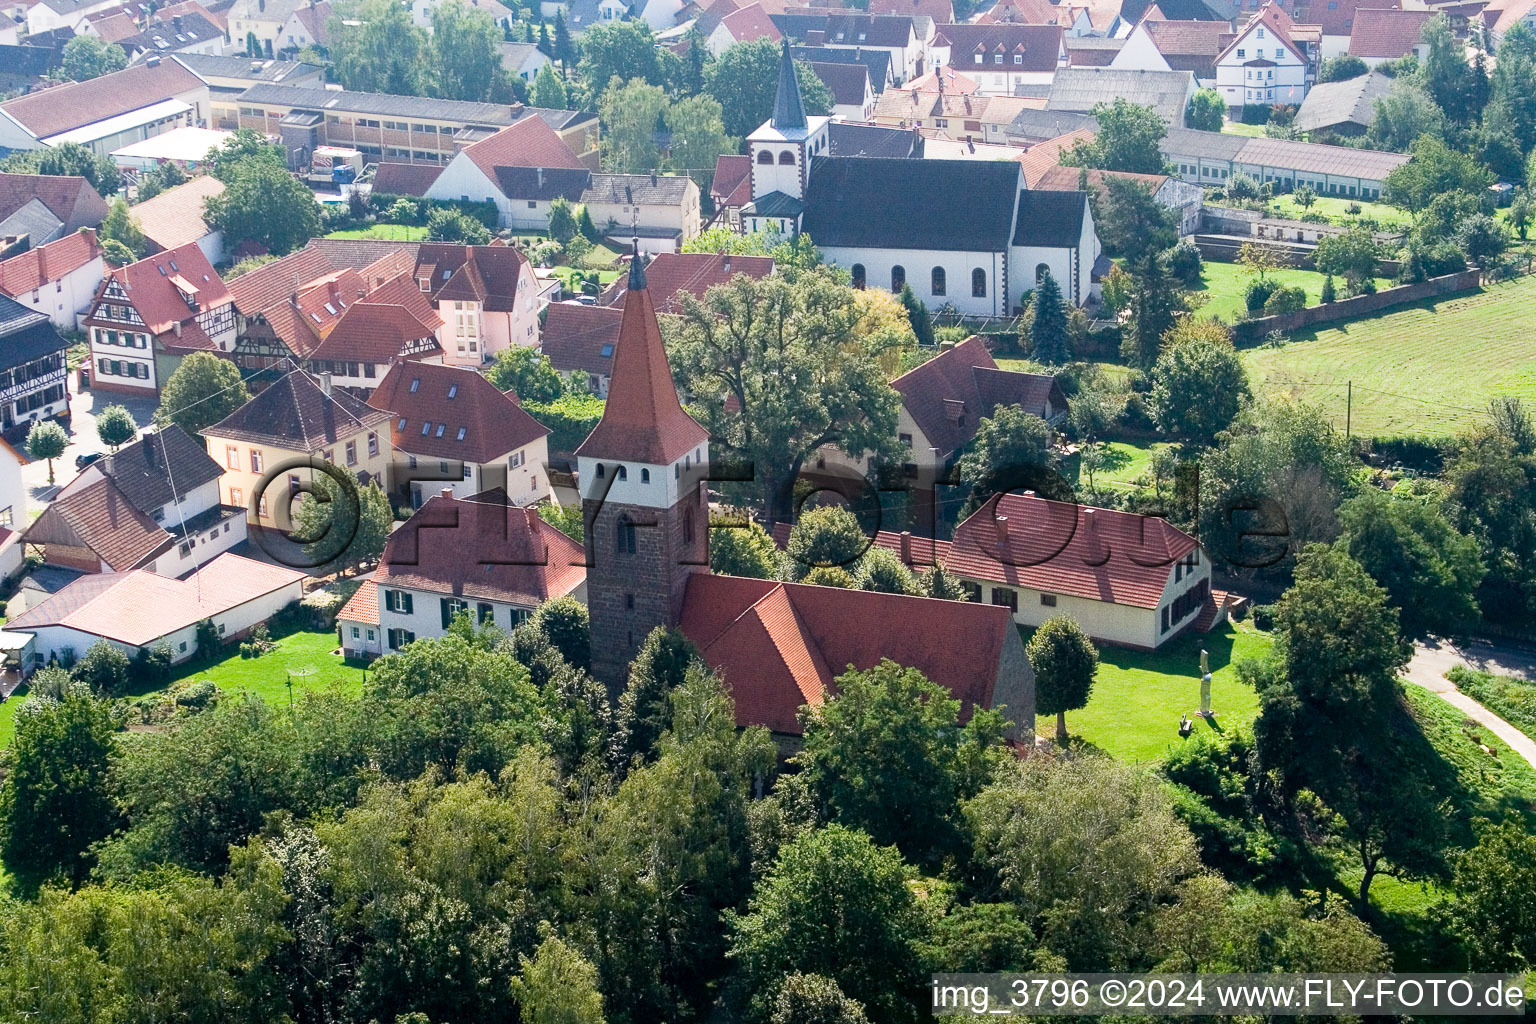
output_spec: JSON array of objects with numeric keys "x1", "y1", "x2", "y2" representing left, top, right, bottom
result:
[
  {"x1": 88, "y1": 424, "x2": 223, "y2": 513},
  {"x1": 131, "y1": 175, "x2": 224, "y2": 253},
  {"x1": 934, "y1": 23, "x2": 1065, "y2": 71},
  {"x1": 375, "y1": 491, "x2": 585, "y2": 607},
  {"x1": 974, "y1": 0, "x2": 1076, "y2": 23},
  {"x1": 307, "y1": 275, "x2": 442, "y2": 364},
  {"x1": 8, "y1": 552, "x2": 306, "y2": 647},
  {"x1": 205, "y1": 369, "x2": 390, "y2": 450},
  {"x1": 0, "y1": 229, "x2": 101, "y2": 298},
  {"x1": 540, "y1": 302, "x2": 621, "y2": 377},
  {"x1": 1295, "y1": 0, "x2": 1383, "y2": 35},
  {"x1": 337, "y1": 575, "x2": 379, "y2": 625},
  {"x1": 0, "y1": 59, "x2": 203, "y2": 140},
  {"x1": 85, "y1": 241, "x2": 232, "y2": 336},
  {"x1": 157, "y1": 0, "x2": 228, "y2": 33},
  {"x1": 711, "y1": 153, "x2": 752, "y2": 208},
  {"x1": 0, "y1": 172, "x2": 106, "y2": 228},
  {"x1": 678, "y1": 572, "x2": 1017, "y2": 735},
  {"x1": 367, "y1": 361, "x2": 548, "y2": 463},
  {"x1": 893, "y1": 335, "x2": 1063, "y2": 459},
  {"x1": 415, "y1": 242, "x2": 529, "y2": 313},
  {"x1": 372, "y1": 162, "x2": 446, "y2": 197},
  {"x1": 1347, "y1": 7, "x2": 1433, "y2": 56},
  {"x1": 464, "y1": 117, "x2": 584, "y2": 179},
  {"x1": 84, "y1": 10, "x2": 140, "y2": 42},
  {"x1": 1485, "y1": 0, "x2": 1536, "y2": 35},
  {"x1": 288, "y1": 0, "x2": 334, "y2": 44},
  {"x1": 1016, "y1": 127, "x2": 1095, "y2": 185},
  {"x1": 720, "y1": 1, "x2": 782, "y2": 40},
  {"x1": 22, "y1": 476, "x2": 170, "y2": 571},
  {"x1": 945, "y1": 492, "x2": 1196, "y2": 609},
  {"x1": 1032, "y1": 163, "x2": 1168, "y2": 193},
  {"x1": 599, "y1": 251, "x2": 773, "y2": 313},
  {"x1": 866, "y1": 0, "x2": 953, "y2": 22}
]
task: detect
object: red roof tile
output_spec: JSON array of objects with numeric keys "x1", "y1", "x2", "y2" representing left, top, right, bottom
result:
[
  {"x1": 720, "y1": 1, "x2": 782, "y2": 41},
  {"x1": 85, "y1": 241, "x2": 233, "y2": 337},
  {"x1": 599, "y1": 251, "x2": 774, "y2": 313},
  {"x1": 539, "y1": 302, "x2": 622, "y2": 376},
  {"x1": 0, "y1": 59, "x2": 203, "y2": 139},
  {"x1": 84, "y1": 10, "x2": 140, "y2": 42},
  {"x1": 375, "y1": 491, "x2": 586, "y2": 606},
  {"x1": 337, "y1": 575, "x2": 379, "y2": 625},
  {"x1": 464, "y1": 117, "x2": 585, "y2": 179},
  {"x1": 367, "y1": 361, "x2": 548, "y2": 463},
  {"x1": 307, "y1": 275, "x2": 442, "y2": 363},
  {"x1": 22, "y1": 476, "x2": 170, "y2": 571},
  {"x1": 0, "y1": 172, "x2": 107, "y2": 228},
  {"x1": 131, "y1": 175, "x2": 224, "y2": 252},
  {"x1": 373, "y1": 162, "x2": 446, "y2": 197},
  {"x1": 1347, "y1": 7, "x2": 1434, "y2": 56},
  {"x1": 945, "y1": 492, "x2": 1196, "y2": 609},
  {"x1": 572, "y1": 272, "x2": 708, "y2": 465},
  {"x1": 711, "y1": 154, "x2": 753, "y2": 209},
  {"x1": 1296, "y1": 0, "x2": 1386, "y2": 35},
  {"x1": 1032, "y1": 164, "x2": 1168, "y2": 193},
  {"x1": 893, "y1": 335, "x2": 1065, "y2": 459},
  {"x1": 0, "y1": 229, "x2": 101, "y2": 298},
  {"x1": 415, "y1": 242, "x2": 530, "y2": 313},
  {"x1": 1016, "y1": 127, "x2": 1096, "y2": 186}
]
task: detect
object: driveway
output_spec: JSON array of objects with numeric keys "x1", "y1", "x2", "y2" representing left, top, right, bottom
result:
[
  {"x1": 20, "y1": 385, "x2": 159, "y2": 507},
  {"x1": 1405, "y1": 636, "x2": 1536, "y2": 769}
]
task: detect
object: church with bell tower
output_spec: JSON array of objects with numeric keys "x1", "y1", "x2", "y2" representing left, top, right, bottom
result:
[
  {"x1": 574, "y1": 245, "x2": 712, "y2": 688},
  {"x1": 740, "y1": 42, "x2": 832, "y2": 236}
]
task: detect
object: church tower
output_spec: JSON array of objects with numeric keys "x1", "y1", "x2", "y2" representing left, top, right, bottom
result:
[
  {"x1": 574, "y1": 246, "x2": 711, "y2": 688},
  {"x1": 743, "y1": 42, "x2": 832, "y2": 235}
]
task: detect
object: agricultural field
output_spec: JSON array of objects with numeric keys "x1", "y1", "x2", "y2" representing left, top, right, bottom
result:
[{"x1": 1241, "y1": 275, "x2": 1536, "y2": 438}]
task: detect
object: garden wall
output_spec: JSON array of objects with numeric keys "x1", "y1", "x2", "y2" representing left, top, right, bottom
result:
[{"x1": 1230, "y1": 270, "x2": 1483, "y2": 343}]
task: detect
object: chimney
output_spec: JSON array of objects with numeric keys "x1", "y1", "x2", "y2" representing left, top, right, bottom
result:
[
  {"x1": 319, "y1": 371, "x2": 332, "y2": 396},
  {"x1": 327, "y1": 279, "x2": 339, "y2": 300},
  {"x1": 173, "y1": 320, "x2": 182, "y2": 336},
  {"x1": 899, "y1": 529, "x2": 912, "y2": 564},
  {"x1": 537, "y1": 166, "x2": 544, "y2": 187},
  {"x1": 441, "y1": 487, "x2": 453, "y2": 499},
  {"x1": 995, "y1": 514, "x2": 1010, "y2": 543},
  {"x1": 524, "y1": 506, "x2": 537, "y2": 530}
]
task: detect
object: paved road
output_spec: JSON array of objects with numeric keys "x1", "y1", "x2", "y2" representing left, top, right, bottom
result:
[
  {"x1": 20, "y1": 385, "x2": 158, "y2": 507},
  {"x1": 1404, "y1": 636, "x2": 1536, "y2": 770}
]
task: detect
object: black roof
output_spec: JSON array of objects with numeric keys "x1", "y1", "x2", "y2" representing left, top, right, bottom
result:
[
  {"x1": 743, "y1": 191, "x2": 804, "y2": 217},
  {"x1": 1012, "y1": 189, "x2": 1089, "y2": 248},
  {"x1": 0, "y1": 44, "x2": 60, "y2": 79},
  {"x1": 0, "y1": 295, "x2": 66, "y2": 370},
  {"x1": 790, "y1": 45, "x2": 893, "y2": 88},
  {"x1": 94, "y1": 424, "x2": 223, "y2": 513},
  {"x1": 802, "y1": 156, "x2": 1020, "y2": 251},
  {"x1": 772, "y1": 41, "x2": 808, "y2": 129},
  {"x1": 493, "y1": 166, "x2": 591, "y2": 201},
  {"x1": 1004, "y1": 107, "x2": 1097, "y2": 141},
  {"x1": 1120, "y1": 0, "x2": 1231, "y2": 22},
  {"x1": 827, "y1": 121, "x2": 922, "y2": 157},
  {"x1": 772, "y1": 12, "x2": 916, "y2": 46}
]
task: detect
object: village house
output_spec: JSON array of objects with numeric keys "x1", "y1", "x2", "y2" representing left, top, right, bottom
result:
[
  {"x1": 790, "y1": 44, "x2": 895, "y2": 92},
  {"x1": 539, "y1": 303, "x2": 622, "y2": 398},
  {"x1": 413, "y1": 242, "x2": 541, "y2": 364},
  {"x1": 1214, "y1": 1, "x2": 1316, "y2": 110},
  {"x1": 565, "y1": 0, "x2": 629, "y2": 34},
  {"x1": 83, "y1": 242, "x2": 236, "y2": 397},
  {"x1": 0, "y1": 58, "x2": 210, "y2": 155},
  {"x1": 709, "y1": 154, "x2": 753, "y2": 229},
  {"x1": 926, "y1": 24, "x2": 1066, "y2": 96},
  {"x1": 0, "y1": 295, "x2": 70, "y2": 435},
  {"x1": 496, "y1": 40, "x2": 552, "y2": 82},
  {"x1": 1110, "y1": 18, "x2": 1234, "y2": 86},
  {"x1": 772, "y1": 11, "x2": 924, "y2": 82},
  {"x1": 707, "y1": 2, "x2": 781, "y2": 55},
  {"x1": 25, "y1": 426, "x2": 247, "y2": 578},
  {"x1": 1293, "y1": 69, "x2": 1393, "y2": 136},
  {"x1": 0, "y1": 229, "x2": 105, "y2": 330},
  {"x1": 7, "y1": 552, "x2": 305, "y2": 670},
  {"x1": 411, "y1": 0, "x2": 514, "y2": 32},
  {"x1": 366, "y1": 361, "x2": 553, "y2": 508},
  {"x1": 810, "y1": 61, "x2": 877, "y2": 120},
  {"x1": 1299, "y1": 0, "x2": 1384, "y2": 58},
  {"x1": 422, "y1": 117, "x2": 587, "y2": 220},
  {"x1": 202, "y1": 369, "x2": 394, "y2": 530},
  {"x1": 1047, "y1": 67, "x2": 1197, "y2": 127},
  {"x1": 116, "y1": 10, "x2": 227, "y2": 62},
  {"x1": 1346, "y1": 7, "x2": 1434, "y2": 64},
  {"x1": 227, "y1": 0, "x2": 317, "y2": 55},
  {"x1": 581, "y1": 173, "x2": 703, "y2": 253},
  {"x1": 129, "y1": 175, "x2": 228, "y2": 266},
  {"x1": 26, "y1": 0, "x2": 121, "y2": 34}
]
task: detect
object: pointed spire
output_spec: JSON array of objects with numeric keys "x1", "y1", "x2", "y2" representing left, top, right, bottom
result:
[
  {"x1": 628, "y1": 236, "x2": 646, "y2": 291},
  {"x1": 771, "y1": 39, "x2": 807, "y2": 131}
]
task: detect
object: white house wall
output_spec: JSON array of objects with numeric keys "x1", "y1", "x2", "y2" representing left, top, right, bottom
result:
[
  {"x1": 821, "y1": 246, "x2": 1010, "y2": 316},
  {"x1": 425, "y1": 155, "x2": 509, "y2": 224},
  {"x1": 10, "y1": 256, "x2": 106, "y2": 330}
]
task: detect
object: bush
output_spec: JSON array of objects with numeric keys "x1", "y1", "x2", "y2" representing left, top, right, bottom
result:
[
  {"x1": 1251, "y1": 603, "x2": 1277, "y2": 630},
  {"x1": 173, "y1": 680, "x2": 219, "y2": 710},
  {"x1": 1262, "y1": 285, "x2": 1306, "y2": 315},
  {"x1": 523, "y1": 393, "x2": 605, "y2": 455},
  {"x1": 131, "y1": 642, "x2": 173, "y2": 686},
  {"x1": 1319, "y1": 274, "x2": 1336, "y2": 303},
  {"x1": 1165, "y1": 239, "x2": 1203, "y2": 287},
  {"x1": 72, "y1": 640, "x2": 131, "y2": 697},
  {"x1": 26, "y1": 665, "x2": 75, "y2": 700},
  {"x1": 195, "y1": 617, "x2": 221, "y2": 659},
  {"x1": 301, "y1": 589, "x2": 346, "y2": 629},
  {"x1": 387, "y1": 197, "x2": 421, "y2": 224},
  {"x1": 1243, "y1": 278, "x2": 1277, "y2": 314}
]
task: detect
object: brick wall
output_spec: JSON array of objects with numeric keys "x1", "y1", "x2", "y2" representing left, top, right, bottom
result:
[{"x1": 1230, "y1": 270, "x2": 1483, "y2": 343}]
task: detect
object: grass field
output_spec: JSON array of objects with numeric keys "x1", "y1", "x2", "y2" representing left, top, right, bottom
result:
[
  {"x1": 1193, "y1": 260, "x2": 1391, "y2": 322},
  {"x1": 324, "y1": 222, "x2": 429, "y2": 241},
  {"x1": 1221, "y1": 120, "x2": 1267, "y2": 137},
  {"x1": 0, "y1": 630, "x2": 365, "y2": 750},
  {"x1": 1035, "y1": 621, "x2": 1271, "y2": 763},
  {"x1": 1241, "y1": 275, "x2": 1536, "y2": 438},
  {"x1": 1093, "y1": 439, "x2": 1173, "y2": 492},
  {"x1": 1265, "y1": 195, "x2": 1412, "y2": 228}
]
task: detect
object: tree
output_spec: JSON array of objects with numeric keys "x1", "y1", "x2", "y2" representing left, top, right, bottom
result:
[
  {"x1": 770, "y1": 975, "x2": 870, "y2": 1024},
  {"x1": 1024, "y1": 616, "x2": 1098, "y2": 744},
  {"x1": 897, "y1": 284, "x2": 935, "y2": 347},
  {"x1": 431, "y1": 0, "x2": 508, "y2": 101},
  {"x1": 95, "y1": 403, "x2": 137, "y2": 451},
  {"x1": 155, "y1": 352, "x2": 250, "y2": 438},
  {"x1": 1317, "y1": 53, "x2": 1368, "y2": 83},
  {"x1": 425, "y1": 206, "x2": 492, "y2": 244},
  {"x1": 1459, "y1": 213, "x2": 1509, "y2": 268},
  {"x1": 704, "y1": 39, "x2": 834, "y2": 138},
  {"x1": 548, "y1": 196, "x2": 580, "y2": 243},
  {"x1": 1064, "y1": 98, "x2": 1168, "y2": 174},
  {"x1": 1313, "y1": 226, "x2": 1380, "y2": 292},
  {"x1": 1443, "y1": 411, "x2": 1536, "y2": 621},
  {"x1": 728, "y1": 825, "x2": 929, "y2": 1024},
  {"x1": 553, "y1": 10, "x2": 574, "y2": 67},
  {"x1": 1091, "y1": 175, "x2": 1177, "y2": 262},
  {"x1": 1186, "y1": 88, "x2": 1225, "y2": 131},
  {"x1": 1029, "y1": 268, "x2": 1070, "y2": 363},
  {"x1": 665, "y1": 93, "x2": 733, "y2": 187},
  {"x1": 99, "y1": 199, "x2": 146, "y2": 260},
  {"x1": 612, "y1": 627, "x2": 701, "y2": 768},
  {"x1": 1420, "y1": 13, "x2": 1476, "y2": 122},
  {"x1": 1150, "y1": 335, "x2": 1249, "y2": 445},
  {"x1": 1384, "y1": 134, "x2": 1495, "y2": 211},
  {"x1": 1335, "y1": 487, "x2": 1483, "y2": 637},
  {"x1": 510, "y1": 929, "x2": 607, "y2": 1024},
  {"x1": 135, "y1": 159, "x2": 188, "y2": 202},
  {"x1": 72, "y1": 639, "x2": 132, "y2": 697},
  {"x1": 487, "y1": 344, "x2": 564, "y2": 401},
  {"x1": 577, "y1": 20, "x2": 666, "y2": 102},
  {"x1": 1121, "y1": 250, "x2": 1183, "y2": 368},
  {"x1": 710, "y1": 518, "x2": 779, "y2": 578},
  {"x1": 954, "y1": 404, "x2": 1058, "y2": 506},
  {"x1": 531, "y1": 61, "x2": 568, "y2": 108},
  {"x1": 204, "y1": 159, "x2": 322, "y2": 255},
  {"x1": 666, "y1": 271, "x2": 900, "y2": 524},
  {"x1": 528, "y1": 594, "x2": 591, "y2": 670},
  {"x1": 854, "y1": 546, "x2": 917, "y2": 595},
  {"x1": 100, "y1": 238, "x2": 136, "y2": 267},
  {"x1": 797, "y1": 659, "x2": 1008, "y2": 868},
  {"x1": 1366, "y1": 80, "x2": 1447, "y2": 152},
  {"x1": 1319, "y1": 273, "x2": 1337, "y2": 303},
  {"x1": 786, "y1": 505, "x2": 869, "y2": 576},
  {"x1": 25, "y1": 420, "x2": 66, "y2": 484},
  {"x1": 61, "y1": 33, "x2": 126, "y2": 81},
  {"x1": 0, "y1": 686, "x2": 119, "y2": 887},
  {"x1": 329, "y1": 0, "x2": 427, "y2": 94},
  {"x1": 1451, "y1": 819, "x2": 1536, "y2": 969},
  {"x1": 599, "y1": 77, "x2": 668, "y2": 172},
  {"x1": 1510, "y1": 192, "x2": 1533, "y2": 240},
  {"x1": 17, "y1": 141, "x2": 121, "y2": 197},
  {"x1": 290, "y1": 472, "x2": 394, "y2": 572},
  {"x1": 207, "y1": 127, "x2": 287, "y2": 182}
]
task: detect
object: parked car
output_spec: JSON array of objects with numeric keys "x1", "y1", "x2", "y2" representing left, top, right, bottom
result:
[{"x1": 75, "y1": 451, "x2": 105, "y2": 470}]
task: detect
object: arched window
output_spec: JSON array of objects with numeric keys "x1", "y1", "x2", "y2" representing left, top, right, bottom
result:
[
  {"x1": 683, "y1": 507, "x2": 695, "y2": 544},
  {"x1": 972, "y1": 268, "x2": 987, "y2": 297},
  {"x1": 595, "y1": 463, "x2": 605, "y2": 478},
  {"x1": 616, "y1": 515, "x2": 637, "y2": 555},
  {"x1": 891, "y1": 265, "x2": 906, "y2": 292},
  {"x1": 1035, "y1": 263, "x2": 1050, "y2": 287},
  {"x1": 616, "y1": 465, "x2": 627, "y2": 481},
  {"x1": 756, "y1": 150, "x2": 773, "y2": 164},
  {"x1": 640, "y1": 468, "x2": 650, "y2": 484},
  {"x1": 850, "y1": 264, "x2": 866, "y2": 289},
  {"x1": 778, "y1": 150, "x2": 795, "y2": 164},
  {"x1": 931, "y1": 267, "x2": 946, "y2": 295}
]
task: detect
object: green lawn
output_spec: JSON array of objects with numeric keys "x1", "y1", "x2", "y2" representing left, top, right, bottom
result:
[
  {"x1": 1036, "y1": 621, "x2": 1271, "y2": 763},
  {"x1": 1403, "y1": 683, "x2": 1536, "y2": 825},
  {"x1": 1193, "y1": 260, "x2": 1391, "y2": 323},
  {"x1": 1265, "y1": 194, "x2": 1412, "y2": 229},
  {"x1": 1093, "y1": 439, "x2": 1173, "y2": 492},
  {"x1": 1446, "y1": 666, "x2": 1536, "y2": 745},
  {"x1": 1242, "y1": 274, "x2": 1536, "y2": 438},
  {"x1": 324, "y1": 222, "x2": 429, "y2": 241},
  {"x1": 1221, "y1": 120, "x2": 1267, "y2": 137}
]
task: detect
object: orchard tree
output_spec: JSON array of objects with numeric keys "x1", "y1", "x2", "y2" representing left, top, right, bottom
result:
[
  {"x1": 1149, "y1": 334, "x2": 1250, "y2": 445},
  {"x1": 1384, "y1": 134, "x2": 1494, "y2": 211},
  {"x1": 1065, "y1": 98, "x2": 1168, "y2": 174},
  {"x1": 1024, "y1": 616, "x2": 1098, "y2": 744},
  {"x1": 25, "y1": 420, "x2": 66, "y2": 483},
  {"x1": 95, "y1": 404, "x2": 137, "y2": 451},
  {"x1": 786, "y1": 505, "x2": 870, "y2": 576},
  {"x1": 1313, "y1": 226, "x2": 1380, "y2": 292},
  {"x1": 154, "y1": 352, "x2": 250, "y2": 437},
  {"x1": 705, "y1": 39, "x2": 833, "y2": 137}
]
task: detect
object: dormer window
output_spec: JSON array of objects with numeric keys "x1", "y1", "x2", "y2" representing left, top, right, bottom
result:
[{"x1": 448, "y1": 384, "x2": 457, "y2": 398}]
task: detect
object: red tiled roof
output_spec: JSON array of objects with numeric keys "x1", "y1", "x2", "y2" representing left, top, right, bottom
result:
[
  {"x1": 373, "y1": 162, "x2": 445, "y2": 197},
  {"x1": 678, "y1": 572, "x2": 1016, "y2": 735},
  {"x1": 7, "y1": 552, "x2": 306, "y2": 647},
  {"x1": 572, "y1": 274, "x2": 709, "y2": 465},
  {"x1": 711, "y1": 154, "x2": 752, "y2": 208},
  {"x1": 415, "y1": 242, "x2": 530, "y2": 313},
  {"x1": 1032, "y1": 164, "x2": 1168, "y2": 193},
  {"x1": 375, "y1": 491, "x2": 585, "y2": 607},
  {"x1": 1016, "y1": 127, "x2": 1095, "y2": 186},
  {"x1": 337, "y1": 575, "x2": 379, "y2": 625},
  {"x1": 974, "y1": 0, "x2": 1071, "y2": 23},
  {"x1": 0, "y1": 172, "x2": 107, "y2": 227},
  {"x1": 599, "y1": 251, "x2": 774, "y2": 313},
  {"x1": 85, "y1": 241, "x2": 233, "y2": 336},
  {"x1": 464, "y1": 117, "x2": 585, "y2": 179},
  {"x1": 1219, "y1": 0, "x2": 1303, "y2": 61},
  {"x1": 307, "y1": 275, "x2": 442, "y2": 364},
  {"x1": 0, "y1": 229, "x2": 101, "y2": 298},
  {"x1": 21, "y1": 476, "x2": 170, "y2": 571},
  {"x1": 157, "y1": 0, "x2": 229, "y2": 33},
  {"x1": 131, "y1": 175, "x2": 224, "y2": 253},
  {"x1": 84, "y1": 10, "x2": 139, "y2": 42},
  {"x1": 367, "y1": 361, "x2": 548, "y2": 463},
  {"x1": 205, "y1": 368, "x2": 390, "y2": 449},
  {"x1": 904, "y1": 64, "x2": 982, "y2": 92},
  {"x1": 0, "y1": 59, "x2": 203, "y2": 139},
  {"x1": 867, "y1": 0, "x2": 954, "y2": 23},
  {"x1": 720, "y1": 1, "x2": 782, "y2": 40},
  {"x1": 893, "y1": 335, "x2": 1064, "y2": 459},
  {"x1": 1296, "y1": 0, "x2": 1387, "y2": 35},
  {"x1": 539, "y1": 302, "x2": 621, "y2": 376},
  {"x1": 810, "y1": 61, "x2": 871, "y2": 107},
  {"x1": 1347, "y1": 7, "x2": 1434, "y2": 56},
  {"x1": 945, "y1": 492, "x2": 1197, "y2": 609}
]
